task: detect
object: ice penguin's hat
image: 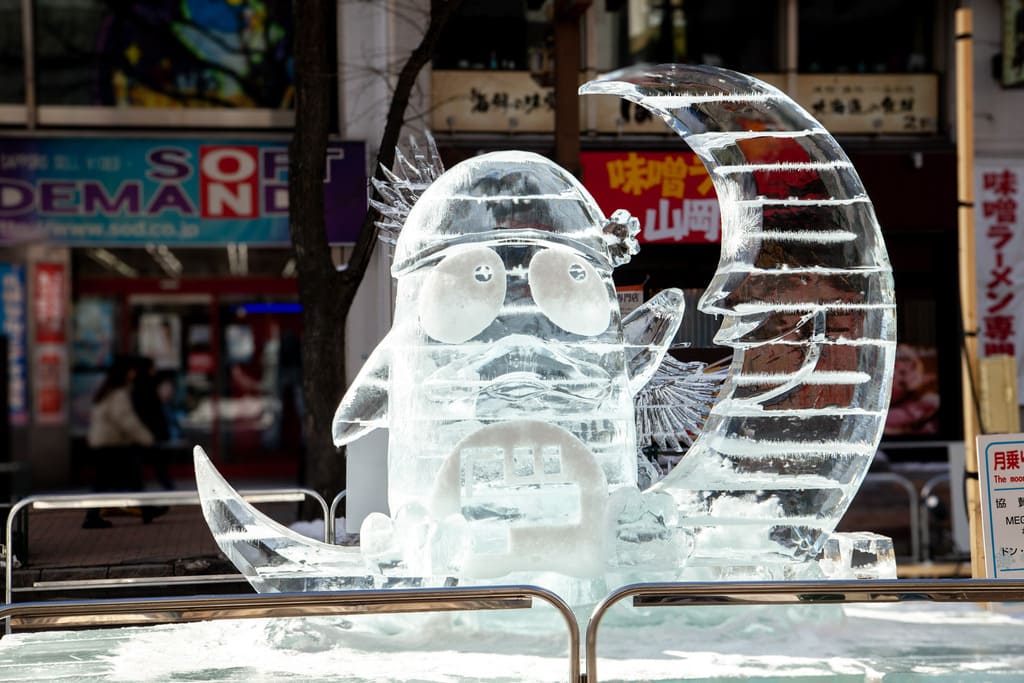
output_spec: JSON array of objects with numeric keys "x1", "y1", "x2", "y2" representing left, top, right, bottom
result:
[{"x1": 391, "y1": 151, "x2": 639, "y2": 277}]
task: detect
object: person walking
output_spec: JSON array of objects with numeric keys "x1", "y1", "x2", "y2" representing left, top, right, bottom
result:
[
  {"x1": 82, "y1": 355, "x2": 161, "y2": 528},
  {"x1": 131, "y1": 355, "x2": 175, "y2": 490}
]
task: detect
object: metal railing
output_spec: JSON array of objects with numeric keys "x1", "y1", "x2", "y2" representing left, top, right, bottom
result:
[
  {"x1": 862, "y1": 472, "x2": 921, "y2": 562},
  {"x1": 585, "y1": 578, "x2": 1024, "y2": 682},
  {"x1": 4, "y1": 488, "x2": 330, "y2": 605},
  {"x1": 920, "y1": 472, "x2": 951, "y2": 563},
  {"x1": 0, "y1": 585, "x2": 580, "y2": 682},
  {"x1": 327, "y1": 489, "x2": 347, "y2": 543}
]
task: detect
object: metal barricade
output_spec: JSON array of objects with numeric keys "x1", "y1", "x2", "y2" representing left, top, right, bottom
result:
[
  {"x1": 585, "y1": 578, "x2": 1024, "y2": 682},
  {"x1": 920, "y1": 472, "x2": 951, "y2": 562},
  {"x1": 327, "y1": 489, "x2": 346, "y2": 544},
  {"x1": 862, "y1": 472, "x2": 921, "y2": 562},
  {"x1": 4, "y1": 488, "x2": 330, "y2": 605},
  {"x1": 0, "y1": 585, "x2": 580, "y2": 682}
]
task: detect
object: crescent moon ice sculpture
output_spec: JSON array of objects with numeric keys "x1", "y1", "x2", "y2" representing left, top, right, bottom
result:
[
  {"x1": 192, "y1": 64, "x2": 896, "y2": 601},
  {"x1": 580, "y1": 64, "x2": 896, "y2": 576}
]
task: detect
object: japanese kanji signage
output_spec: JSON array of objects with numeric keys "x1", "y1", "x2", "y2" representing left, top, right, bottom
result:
[
  {"x1": 580, "y1": 151, "x2": 720, "y2": 244},
  {"x1": 796, "y1": 74, "x2": 938, "y2": 134},
  {"x1": 33, "y1": 262, "x2": 67, "y2": 425},
  {"x1": 432, "y1": 71, "x2": 937, "y2": 136},
  {"x1": 978, "y1": 433, "x2": 1024, "y2": 577},
  {"x1": 0, "y1": 263, "x2": 28, "y2": 425},
  {"x1": 432, "y1": 71, "x2": 556, "y2": 133},
  {"x1": 975, "y1": 161, "x2": 1024, "y2": 401}
]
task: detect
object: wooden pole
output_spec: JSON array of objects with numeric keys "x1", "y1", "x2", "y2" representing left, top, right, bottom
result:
[
  {"x1": 553, "y1": 1, "x2": 590, "y2": 178},
  {"x1": 954, "y1": 8, "x2": 986, "y2": 578}
]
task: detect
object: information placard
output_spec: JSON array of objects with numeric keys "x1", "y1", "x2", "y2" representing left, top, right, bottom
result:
[{"x1": 977, "y1": 433, "x2": 1024, "y2": 577}]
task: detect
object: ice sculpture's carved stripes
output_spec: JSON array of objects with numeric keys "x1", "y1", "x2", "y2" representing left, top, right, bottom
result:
[
  {"x1": 710, "y1": 404, "x2": 885, "y2": 418},
  {"x1": 688, "y1": 129, "x2": 829, "y2": 144},
  {"x1": 714, "y1": 161, "x2": 855, "y2": 175},
  {"x1": 448, "y1": 193, "x2": 592, "y2": 202},
  {"x1": 731, "y1": 371, "x2": 871, "y2": 385},
  {"x1": 749, "y1": 230, "x2": 857, "y2": 243},
  {"x1": 580, "y1": 64, "x2": 895, "y2": 570},
  {"x1": 729, "y1": 302, "x2": 895, "y2": 314},
  {"x1": 640, "y1": 93, "x2": 781, "y2": 106},
  {"x1": 717, "y1": 265, "x2": 888, "y2": 275},
  {"x1": 751, "y1": 339, "x2": 895, "y2": 347},
  {"x1": 705, "y1": 434, "x2": 875, "y2": 456},
  {"x1": 734, "y1": 197, "x2": 871, "y2": 207}
]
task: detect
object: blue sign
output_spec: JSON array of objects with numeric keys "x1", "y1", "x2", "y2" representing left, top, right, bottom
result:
[
  {"x1": 0, "y1": 137, "x2": 366, "y2": 245},
  {"x1": 0, "y1": 263, "x2": 28, "y2": 425}
]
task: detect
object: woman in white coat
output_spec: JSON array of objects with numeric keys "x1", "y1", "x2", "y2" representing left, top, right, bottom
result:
[{"x1": 82, "y1": 355, "x2": 157, "y2": 528}]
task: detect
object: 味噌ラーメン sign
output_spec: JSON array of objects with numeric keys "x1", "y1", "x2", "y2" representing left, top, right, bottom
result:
[
  {"x1": 0, "y1": 137, "x2": 366, "y2": 245},
  {"x1": 580, "y1": 150, "x2": 721, "y2": 244}
]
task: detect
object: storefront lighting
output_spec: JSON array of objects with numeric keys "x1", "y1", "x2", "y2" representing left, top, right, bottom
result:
[
  {"x1": 227, "y1": 243, "x2": 249, "y2": 276},
  {"x1": 145, "y1": 244, "x2": 183, "y2": 278},
  {"x1": 87, "y1": 248, "x2": 138, "y2": 277}
]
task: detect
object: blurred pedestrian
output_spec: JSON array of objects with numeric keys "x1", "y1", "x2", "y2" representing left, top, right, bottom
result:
[
  {"x1": 132, "y1": 355, "x2": 174, "y2": 490},
  {"x1": 82, "y1": 355, "x2": 160, "y2": 528}
]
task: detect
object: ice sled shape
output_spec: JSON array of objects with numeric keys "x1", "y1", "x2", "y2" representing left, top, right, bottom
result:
[{"x1": 194, "y1": 63, "x2": 895, "y2": 594}]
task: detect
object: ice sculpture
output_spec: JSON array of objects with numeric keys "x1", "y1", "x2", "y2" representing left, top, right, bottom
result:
[
  {"x1": 193, "y1": 63, "x2": 896, "y2": 598},
  {"x1": 580, "y1": 65, "x2": 896, "y2": 577}
]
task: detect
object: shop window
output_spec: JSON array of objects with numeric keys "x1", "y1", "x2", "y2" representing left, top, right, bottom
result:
[
  {"x1": 799, "y1": 0, "x2": 934, "y2": 73},
  {"x1": 433, "y1": 0, "x2": 541, "y2": 71},
  {"x1": 0, "y1": 1, "x2": 23, "y2": 104},
  {"x1": 33, "y1": 0, "x2": 296, "y2": 108},
  {"x1": 605, "y1": 0, "x2": 780, "y2": 73}
]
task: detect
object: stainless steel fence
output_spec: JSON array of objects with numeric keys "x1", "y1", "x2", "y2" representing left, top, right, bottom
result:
[
  {"x1": 4, "y1": 488, "x2": 330, "y2": 605},
  {"x1": 0, "y1": 585, "x2": 581, "y2": 682},
  {"x1": 585, "y1": 578, "x2": 1024, "y2": 682}
]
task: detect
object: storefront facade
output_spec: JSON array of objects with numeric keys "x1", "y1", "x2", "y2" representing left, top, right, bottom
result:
[
  {"x1": 0, "y1": 1, "x2": 384, "y2": 487},
  {"x1": 429, "y1": 0, "x2": 964, "y2": 455}
]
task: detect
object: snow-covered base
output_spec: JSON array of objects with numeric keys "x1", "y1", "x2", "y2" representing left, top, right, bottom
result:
[{"x1": 3, "y1": 602, "x2": 1023, "y2": 682}]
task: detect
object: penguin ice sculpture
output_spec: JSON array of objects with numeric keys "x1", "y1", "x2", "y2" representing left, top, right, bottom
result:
[{"x1": 332, "y1": 150, "x2": 689, "y2": 579}]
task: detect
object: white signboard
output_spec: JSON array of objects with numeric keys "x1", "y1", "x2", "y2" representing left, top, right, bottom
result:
[{"x1": 977, "y1": 433, "x2": 1024, "y2": 577}]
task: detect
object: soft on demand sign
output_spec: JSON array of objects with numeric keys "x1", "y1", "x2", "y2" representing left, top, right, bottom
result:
[{"x1": 0, "y1": 138, "x2": 366, "y2": 245}]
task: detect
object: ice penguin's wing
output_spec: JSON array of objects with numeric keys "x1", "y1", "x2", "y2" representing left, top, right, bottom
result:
[
  {"x1": 622, "y1": 287, "x2": 685, "y2": 395},
  {"x1": 332, "y1": 341, "x2": 391, "y2": 446}
]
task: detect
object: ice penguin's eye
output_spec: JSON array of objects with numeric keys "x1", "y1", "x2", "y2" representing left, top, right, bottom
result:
[
  {"x1": 418, "y1": 247, "x2": 506, "y2": 343},
  {"x1": 528, "y1": 249, "x2": 610, "y2": 335}
]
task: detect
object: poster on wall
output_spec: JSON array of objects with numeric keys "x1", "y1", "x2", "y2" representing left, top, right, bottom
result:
[
  {"x1": 33, "y1": 262, "x2": 66, "y2": 344},
  {"x1": 31, "y1": 261, "x2": 68, "y2": 425},
  {"x1": 975, "y1": 160, "x2": 1024, "y2": 403},
  {"x1": 139, "y1": 313, "x2": 182, "y2": 371},
  {"x1": 580, "y1": 151, "x2": 720, "y2": 244},
  {"x1": 34, "y1": 347, "x2": 66, "y2": 425},
  {"x1": 72, "y1": 298, "x2": 116, "y2": 368},
  {"x1": 0, "y1": 263, "x2": 28, "y2": 425},
  {"x1": 0, "y1": 137, "x2": 366, "y2": 246},
  {"x1": 883, "y1": 343, "x2": 941, "y2": 436}
]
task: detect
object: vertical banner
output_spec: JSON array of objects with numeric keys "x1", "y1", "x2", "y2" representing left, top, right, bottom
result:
[
  {"x1": 975, "y1": 161, "x2": 1024, "y2": 402},
  {"x1": 0, "y1": 264, "x2": 28, "y2": 425},
  {"x1": 33, "y1": 262, "x2": 67, "y2": 424}
]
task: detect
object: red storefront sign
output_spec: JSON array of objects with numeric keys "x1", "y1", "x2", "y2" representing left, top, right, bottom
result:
[
  {"x1": 580, "y1": 151, "x2": 720, "y2": 244},
  {"x1": 33, "y1": 262, "x2": 66, "y2": 344}
]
